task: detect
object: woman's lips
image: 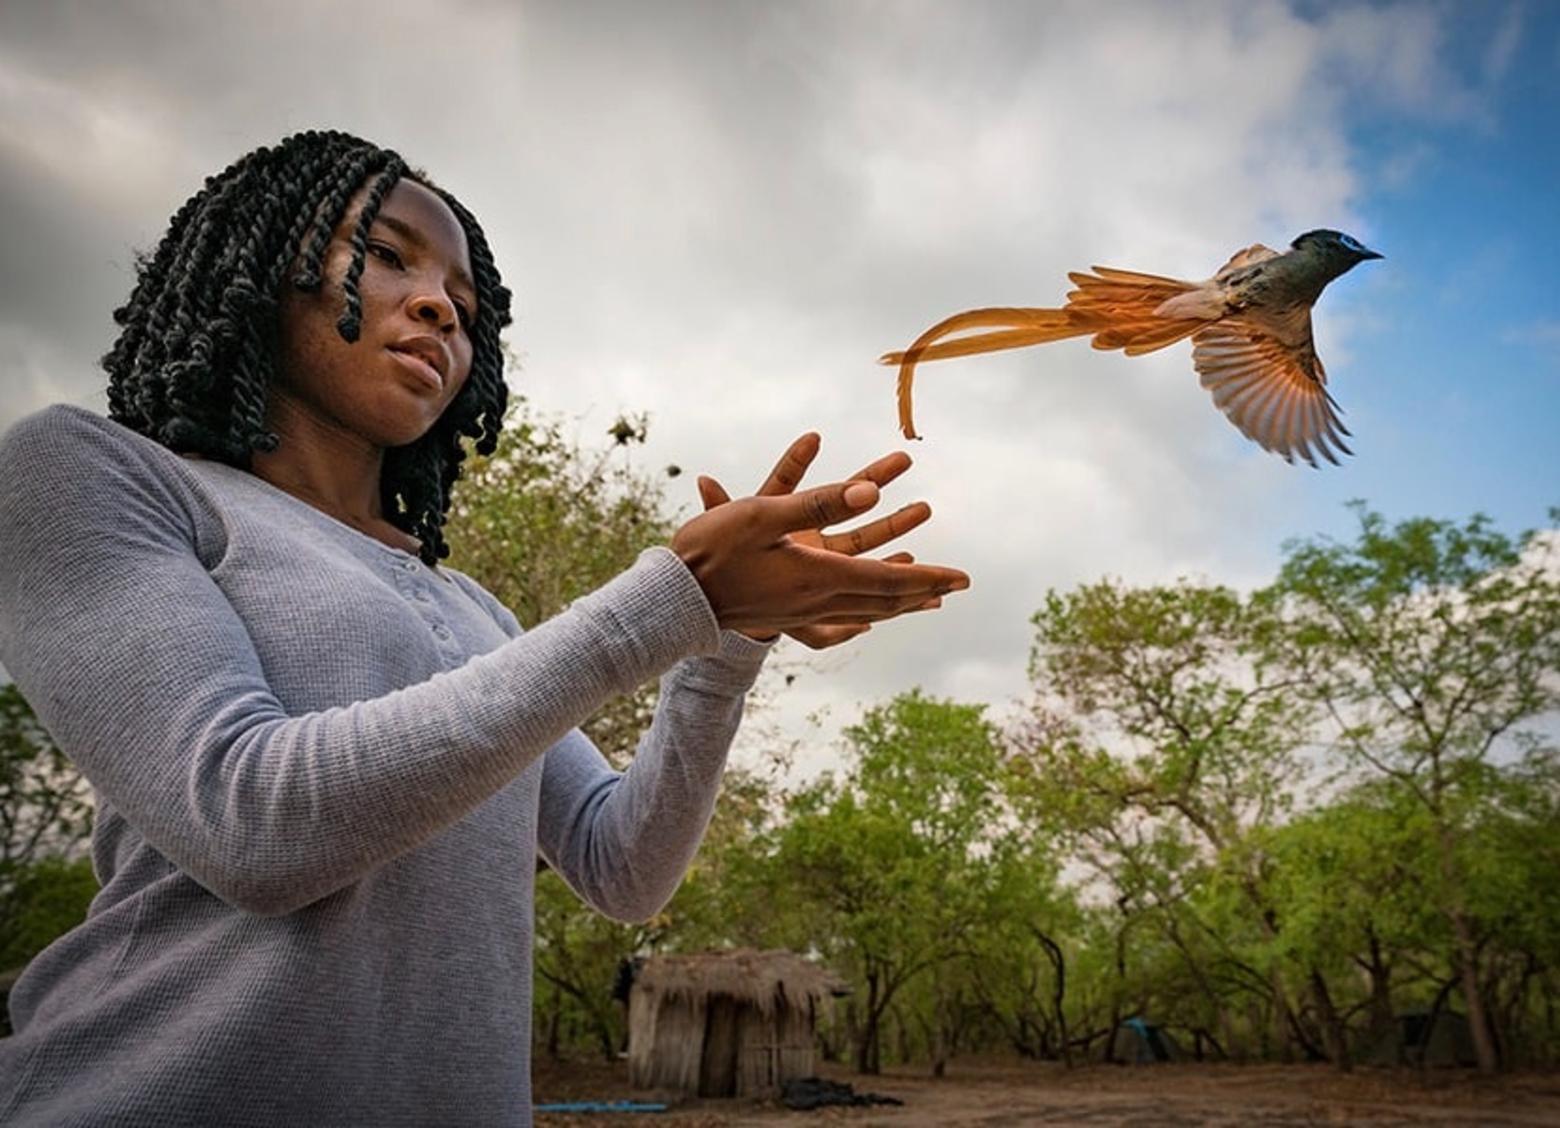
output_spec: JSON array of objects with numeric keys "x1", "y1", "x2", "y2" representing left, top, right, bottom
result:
[{"x1": 387, "y1": 347, "x2": 443, "y2": 392}]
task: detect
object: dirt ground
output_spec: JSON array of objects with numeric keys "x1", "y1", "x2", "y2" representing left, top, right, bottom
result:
[{"x1": 532, "y1": 1056, "x2": 1560, "y2": 1127}]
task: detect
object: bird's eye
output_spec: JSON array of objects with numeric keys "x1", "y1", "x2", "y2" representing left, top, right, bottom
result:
[{"x1": 1339, "y1": 234, "x2": 1363, "y2": 253}]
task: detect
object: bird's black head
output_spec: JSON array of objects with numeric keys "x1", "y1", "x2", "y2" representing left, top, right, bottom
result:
[{"x1": 1291, "y1": 229, "x2": 1383, "y2": 273}]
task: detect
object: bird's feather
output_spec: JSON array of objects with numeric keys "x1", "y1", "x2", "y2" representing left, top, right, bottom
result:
[
  {"x1": 883, "y1": 269, "x2": 1208, "y2": 438},
  {"x1": 884, "y1": 308, "x2": 1088, "y2": 438},
  {"x1": 1191, "y1": 322, "x2": 1351, "y2": 467},
  {"x1": 1215, "y1": 243, "x2": 1280, "y2": 276}
]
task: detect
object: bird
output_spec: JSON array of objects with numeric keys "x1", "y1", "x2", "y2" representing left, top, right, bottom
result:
[{"x1": 880, "y1": 230, "x2": 1383, "y2": 467}]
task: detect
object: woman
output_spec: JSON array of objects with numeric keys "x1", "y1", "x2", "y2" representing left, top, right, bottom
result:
[{"x1": 0, "y1": 130, "x2": 967, "y2": 1125}]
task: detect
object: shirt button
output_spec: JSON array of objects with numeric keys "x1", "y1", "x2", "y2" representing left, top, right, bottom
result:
[
  {"x1": 413, "y1": 589, "x2": 431, "y2": 603},
  {"x1": 432, "y1": 625, "x2": 452, "y2": 641},
  {"x1": 400, "y1": 558, "x2": 419, "y2": 573}
]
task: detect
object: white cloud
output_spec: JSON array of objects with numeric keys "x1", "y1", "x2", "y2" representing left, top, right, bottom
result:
[{"x1": 0, "y1": 0, "x2": 1491, "y2": 773}]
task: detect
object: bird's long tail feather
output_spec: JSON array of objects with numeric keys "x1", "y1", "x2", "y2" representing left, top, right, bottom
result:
[{"x1": 881, "y1": 267, "x2": 1206, "y2": 438}]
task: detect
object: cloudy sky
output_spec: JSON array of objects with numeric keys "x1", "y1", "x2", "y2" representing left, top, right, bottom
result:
[{"x1": 2, "y1": 0, "x2": 1556, "y2": 777}]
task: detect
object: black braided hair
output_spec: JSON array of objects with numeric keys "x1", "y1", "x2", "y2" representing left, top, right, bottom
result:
[{"x1": 103, "y1": 129, "x2": 514, "y2": 564}]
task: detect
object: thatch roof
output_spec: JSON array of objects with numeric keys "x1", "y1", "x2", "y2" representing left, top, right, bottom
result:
[{"x1": 634, "y1": 949, "x2": 847, "y2": 1017}]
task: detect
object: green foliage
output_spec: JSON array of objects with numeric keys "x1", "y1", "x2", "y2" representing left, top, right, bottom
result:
[
  {"x1": 554, "y1": 503, "x2": 1556, "y2": 1073},
  {"x1": 1, "y1": 684, "x2": 94, "y2": 972},
  {"x1": 734, "y1": 692, "x2": 1075, "y2": 1072},
  {"x1": 0, "y1": 855, "x2": 97, "y2": 971},
  {"x1": 1273, "y1": 504, "x2": 1560, "y2": 785},
  {"x1": 1271, "y1": 505, "x2": 1560, "y2": 1071}
]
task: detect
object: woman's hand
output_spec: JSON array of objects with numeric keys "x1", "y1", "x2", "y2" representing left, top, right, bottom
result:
[{"x1": 674, "y1": 433, "x2": 967, "y2": 648}]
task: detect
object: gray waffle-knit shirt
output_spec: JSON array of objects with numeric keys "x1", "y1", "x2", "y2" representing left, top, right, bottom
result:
[{"x1": 0, "y1": 405, "x2": 770, "y2": 1126}]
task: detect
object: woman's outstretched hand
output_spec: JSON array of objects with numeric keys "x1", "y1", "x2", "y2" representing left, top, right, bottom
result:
[{"x1": 673, "y1": 432, "x2": 967, "y2": 648}]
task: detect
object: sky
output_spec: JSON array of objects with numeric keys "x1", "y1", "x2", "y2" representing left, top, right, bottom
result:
[{"x1": 1, "y1": 0, "x2": 1556, "y2": 779}]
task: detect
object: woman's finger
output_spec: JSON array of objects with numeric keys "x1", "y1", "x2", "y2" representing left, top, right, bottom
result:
[
  {"x1": 845, "y1": 450, "x2": 913, "y2": 490},
  {"x1": 807, "y1": 582, "x2": 966, "y2": 622},
  {"x1": 796, "y1": 550, "x2": 968, "y2": 599},
  {"x1": 755, "y1": 432, "x2": 821, "y2": 497},
  {"x1": 697, "y1": 475, "x2": 732, "y2": 512},
  {"x1": 763, "y1": 479, "x2": 883, "y2": 536},
  {"x1": 820, "y1": 502, "x2": 932, "y2": 556}
]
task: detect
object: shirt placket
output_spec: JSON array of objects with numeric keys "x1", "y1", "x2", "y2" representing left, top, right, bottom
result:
[{"x1": 390, "y1": 553, "x2": 461, "y2": 663}]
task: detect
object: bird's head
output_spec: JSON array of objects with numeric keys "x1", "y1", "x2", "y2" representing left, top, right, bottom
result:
[{"x1": 1290, "y1": 229, "x2": 1383, "y2": 279}]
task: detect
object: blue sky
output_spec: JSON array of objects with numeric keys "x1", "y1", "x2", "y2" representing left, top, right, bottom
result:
[
  {"x1": 1297, "y1": 1, "x2": 1558, "y2": 543},
  {"x1": 0, "y1": 0, "x2": 1555, "y2": 768}
]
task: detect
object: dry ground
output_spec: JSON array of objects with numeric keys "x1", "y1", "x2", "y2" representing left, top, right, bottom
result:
[{"x1": 532, "y1": 1056, "x2": 1560, "y2": 1127}]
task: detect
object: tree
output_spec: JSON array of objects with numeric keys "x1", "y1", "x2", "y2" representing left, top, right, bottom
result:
[
  {"x1": 755, "y1": 692, "x2": 1006, "y2": 1073},
  {"x1": 1272, "y1": 505, "x2": 1560, "y2": 1072},
  {"x1": 0, "y1": 684, "x2": 94, "y2": 973},
  {"x1": 1015, "y1": 578, "x2": 1332, "y2": 1064}
]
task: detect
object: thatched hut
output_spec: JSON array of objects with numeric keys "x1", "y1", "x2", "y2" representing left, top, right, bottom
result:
[{"x1": 627, "y1": 949, "x2": 846, "y2": 1099}]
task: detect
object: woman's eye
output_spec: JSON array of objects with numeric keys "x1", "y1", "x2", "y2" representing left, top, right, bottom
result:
[
  {"x1": 368, "y1": 242, "x2": 403, "y2": 268},
  {"x1": 455, "y1": 304, "x2": 474, "y2": 330}
]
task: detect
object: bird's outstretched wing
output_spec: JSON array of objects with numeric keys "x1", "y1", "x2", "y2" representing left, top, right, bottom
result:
[{"x1": 1191, "y1": 321, "x2": 1352, "y2": 466}]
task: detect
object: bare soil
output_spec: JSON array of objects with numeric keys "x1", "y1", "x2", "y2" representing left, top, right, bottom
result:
[{"x1": 532, "y1": 1056, "x2": 1560, "y2": 1127}]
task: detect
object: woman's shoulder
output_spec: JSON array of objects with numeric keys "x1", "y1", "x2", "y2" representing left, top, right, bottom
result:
[
  {"x1": 0, "y1": 403, "x2": 182, "y2": 479},
  {"x1": 0, "y1": 404, "x2": 216, "y2": 548}
]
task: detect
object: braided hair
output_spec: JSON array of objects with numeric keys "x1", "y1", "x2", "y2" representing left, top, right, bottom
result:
[{"x1": 103, "y1": 129, "x2": 513, "y2": 564}]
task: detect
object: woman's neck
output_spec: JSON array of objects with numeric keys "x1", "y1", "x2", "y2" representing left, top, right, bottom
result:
[{"x1": 251, "y1": 395, "x2": 420, "y2": 555}]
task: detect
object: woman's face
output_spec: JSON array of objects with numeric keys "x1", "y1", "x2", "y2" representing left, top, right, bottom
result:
[{"x1": 273, "y1": 178, "x2": 479, "y2": 449}]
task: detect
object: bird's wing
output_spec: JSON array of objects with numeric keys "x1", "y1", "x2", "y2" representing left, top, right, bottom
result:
[
  {"x1": 1191, "y1": 321, "x2": 1352, "y2": 466},
  {"x1": 1215, "y1": 244, "x2": 1281, "y2": 276}
]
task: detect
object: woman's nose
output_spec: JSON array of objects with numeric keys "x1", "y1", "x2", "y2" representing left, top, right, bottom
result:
[{"x1": 408, "y1": 290, "x2": 457, "y2": 331}]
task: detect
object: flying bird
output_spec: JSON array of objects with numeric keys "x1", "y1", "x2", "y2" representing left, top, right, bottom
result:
[{"x1": 881, "y1": 230, "x2": 1382, "y2": 467}]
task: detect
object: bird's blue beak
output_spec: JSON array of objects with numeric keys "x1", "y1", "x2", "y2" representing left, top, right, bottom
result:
[{"x1": 1358, "y1": 247, "x2": 1384, "y2": 260}]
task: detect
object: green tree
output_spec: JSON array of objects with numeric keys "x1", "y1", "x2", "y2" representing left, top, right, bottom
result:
[
  {"x1": 1272, "y1": 505, "x2": 1560, "y2": 1072},
  {"x1": 0, "y1": 684, "x2": 95, "y2": 973},
  {"x1": 756, "y1": 692, "x2": 1006, "y2": 1073},
  {"x1": 950, "y1": 834, "x2": 1081, "y2": 1064},
  {"x1": 1015, "y1": 578, "x2": 1334, "y2": 1063}
]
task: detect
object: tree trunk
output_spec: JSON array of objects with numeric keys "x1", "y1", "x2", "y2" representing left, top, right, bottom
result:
[
  {"x1": 896, "y1": 1002, "x2": 915, "y2": 1066},
  {"x1": 1364, "y1": 929, "x2": 1394, "y2": 1035},
  {"x1": 1269, "y1": 968, "x2": 1293, "y2": 1061},
  {"x1": 546, "y1": 980, "x2": 562, "y2": 1060},
  {"x1": 854, "y1": 970, "x2": 881, "y2": 1074},
  {"x1": 1449, "y1": 910, "x2": 1499, "y2": 1073},
  {"x1": 1033, "y1": 928, "x2": 1071, "y2": 1068},
  {"x1": 1104, "y1": 922, "x2": 1127, "y2": 1064},
  {"x1": 931, "y1": 996, "x2": 948, "y2": 1078},
  {"x1": 1216, "y1": 1005, "x2": 1238, "y2": 1063},
  {"x1": 1309, "y1": 966, "x2": 1352, "y2": 1072}
]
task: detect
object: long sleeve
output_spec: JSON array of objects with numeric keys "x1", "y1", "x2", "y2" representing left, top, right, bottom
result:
[
  {"x1": 449, "y1": 572, "x2": 771, "y2": 922},
  {"x1": 535, "y1": 630, "x2": 771, "y2": 922},
  {"x1": 0, "y1": 407, "x2": 723, "y2": 916}
]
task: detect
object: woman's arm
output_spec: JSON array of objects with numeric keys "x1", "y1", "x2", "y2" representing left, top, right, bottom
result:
[
  {"x1": 0, "y1": 409, "x2": 721, "y2": 916},
  {"x1": 451, "y1": 571, "x2": 768, "y2": 923},
  {"x1": 534, "y1": 631, "x2": 769, "y2": 922}
]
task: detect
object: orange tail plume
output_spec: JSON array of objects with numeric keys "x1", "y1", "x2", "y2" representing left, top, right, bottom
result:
[{"x1": 881, "y1": 268, "x2": 1206, "y2": 439}]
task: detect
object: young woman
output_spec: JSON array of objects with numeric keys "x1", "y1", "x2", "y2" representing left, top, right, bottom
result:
[{"x1": 0, "y1": 129, "x2": 967, "y2": 1125}]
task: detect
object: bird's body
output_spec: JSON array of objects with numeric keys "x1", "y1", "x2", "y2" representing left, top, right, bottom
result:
[{"x1": 882, "y1": 230, "x2": 1382, "y2": 467}]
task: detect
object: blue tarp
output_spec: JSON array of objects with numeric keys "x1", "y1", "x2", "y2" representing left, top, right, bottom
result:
[{"x1": 533, "y1": 1100, "x2": 669, "y2": 1114}]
